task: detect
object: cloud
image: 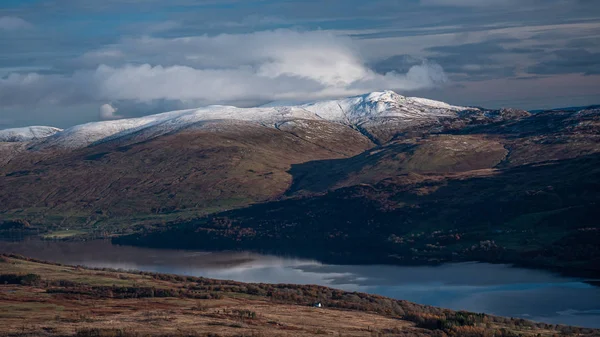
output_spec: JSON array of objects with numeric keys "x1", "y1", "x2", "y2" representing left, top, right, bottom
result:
[
  {"x1": 0, "y1": 72, "x2": 92, "y2": 107},
  {"x1": 3, "y1": 0, "x2": 598, "y2": 128},
  {"x1": 0, "y1": 30, "x2": 447, "y2": 110},
  {"x1": 419, "y1": 0, "x2": 527, "y2": 7},
  {"x1": 528, "y1": 48, "x2": 600, "y2": 75},
  {"x1": 0, "y1": 16, "x2": 34, "y2": 31},
  {"x1": 99, "y1": 103, "x2": 123, "y2": 120},
  {"x1": 146, "y1": 20, "x2": 182, "y2": 33},
  {"x1": 420, "y1": 0, "x2": 506, "y2": 6},
  {"x1": 372, "y1": 55, "x2": 424, "y2": 75},
  {"x1": 419, "y1": 40, "x2": 528, "y2": 80}
]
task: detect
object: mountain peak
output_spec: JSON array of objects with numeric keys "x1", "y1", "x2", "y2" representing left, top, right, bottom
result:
[
  {"x1": 299, "y1": 90, "x2": 470, "y2": 122},
  {"x1": 0, "y1": 91, "x2": 473, "y2": 149},
  {"x1": 364, "y1": 90, "x2": 404, "y2": 103}
]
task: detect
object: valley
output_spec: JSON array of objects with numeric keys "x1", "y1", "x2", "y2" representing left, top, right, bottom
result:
[
  {"x1": 3, "y1": 1, "x2": 599, "y2": 336},
  {"x1": 1, "y1": 91, "x2": 599, "y2": 279}
]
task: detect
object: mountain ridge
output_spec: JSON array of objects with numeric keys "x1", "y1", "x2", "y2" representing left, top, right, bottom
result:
[
  {"x1": 0, "y1": 90, "x2": 475, "y2": 149},
  {"x1": 0, "y1": 126, "x2": 63, "y2": 142},
  {"x1": 1, "y1": 93, "x2": 598, "y2": 280}
]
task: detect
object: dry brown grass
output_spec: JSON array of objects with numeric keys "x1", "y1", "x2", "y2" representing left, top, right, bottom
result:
[
  {"x1": 0, "y1": 256, "x2": 413, "y2": 336},
  {"x1": 1, "y1": 255, "x2": 596, "y2": 337},
  {"x1": 0, "y1": 120, "x2": 373, "y2": 230},
  {"x1": 0, "y1": 286, "x2": 411, "y2": 336}
]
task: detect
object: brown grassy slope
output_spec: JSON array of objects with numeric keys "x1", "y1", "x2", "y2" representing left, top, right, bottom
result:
[
  {"x1": 287, "y1": 109, "x2": 600, "y2": 195},
  {"x1": 1, "y1": 255, "x2": 597, "y2": 337},
  {"x1": 287, "y1": 134, "x2": 508, "y2": 195},
  {"x1": 1, "y1": 109, "x2": 598, "y2": 237},
  {"x1": 132, "y1": 153, "x2": 600, "y2": 278},
  {"x1": 458, "y1": 109, "x2": 600, "y2": 167},
  {"x1": 0, "y1": 120, "x2": 372, "y2": 229}
]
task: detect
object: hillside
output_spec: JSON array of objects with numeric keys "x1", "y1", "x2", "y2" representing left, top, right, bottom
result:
[
  {"x1": 117, "y1": 106, "x2": 600, "y2": 278},
  {"x1": 0, "y1": 91, "x2": 517, "y2": 231},
  {"x1": 117, "y1": 153, "x2": 600, "y2": 278},
  {"x1": 0, "y1": 120, "x2": 373, "y2": 232},
  {"x1": 1, "y1": 92, "x2": 599, "y2": 277},
  {"x1": 1, "y1": 254, "x2": 598, "y2": 337}
]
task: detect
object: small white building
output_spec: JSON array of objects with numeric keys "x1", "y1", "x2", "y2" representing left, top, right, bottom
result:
[{"x1": 313, "y1": 302, "x2": 322, "y2": 308}]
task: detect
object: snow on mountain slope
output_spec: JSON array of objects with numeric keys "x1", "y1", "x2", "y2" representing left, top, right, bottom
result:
[
  {"x1": 34, "y1": 105, "x2": 319, "y2": 149},
  {"x1": 0, "y1": 126, "x2": 63, "y2": 142},
  {"x1": 298, "y1": 91, "x2": 472, "y2": 122},
  {"x1": 4, "y1": 91, "x2": 474, "y2": 150}
]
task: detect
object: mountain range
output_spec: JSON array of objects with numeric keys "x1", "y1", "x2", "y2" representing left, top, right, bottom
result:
[
  {"x1": 0, "y1": 91, "x2": 514, "y2": 225},
  {"x1": 1, "y1": 90, "x2": 599, "y2": 277}
]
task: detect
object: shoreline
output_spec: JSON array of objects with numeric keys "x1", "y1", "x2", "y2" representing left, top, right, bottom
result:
[{"x1": 2, "y1": 232, "x2": 599, "y2": 282}]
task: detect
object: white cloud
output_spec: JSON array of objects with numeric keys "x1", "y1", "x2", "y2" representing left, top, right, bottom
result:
[
  {"x1": 99, "y1": 103, "x2": 123, "y2": 120},
  {"x1": 0, "y1": 16, "x2": 34, "y2": 30},
  {"x1": 1, "y1": 30, "x2": 447, "y2": 110}
]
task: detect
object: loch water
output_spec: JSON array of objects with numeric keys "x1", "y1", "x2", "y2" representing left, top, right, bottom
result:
[{"x1": 1, "y1": 239, "x2": 599, "y2": 328}]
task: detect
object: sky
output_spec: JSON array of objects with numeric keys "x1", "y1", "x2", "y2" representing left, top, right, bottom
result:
[{"x1": 0, "y1": 0, "x2": 599, "y2": 128}]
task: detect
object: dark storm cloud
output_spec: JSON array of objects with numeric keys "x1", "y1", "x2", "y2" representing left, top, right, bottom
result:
[
  {"x1": 372, "y1": 55, "x2": 424, "y2": 74},
  {"x1": 566, "y1": 37, "x2": 600, "y2": 49},
  {"x1": 529, "y1": 49, "x2": 600, "y2": 75},
  {"x1": 426, "y1": 39, "x2": 520, "y2": 54},
  {"x1": 428, "y1": 40, "x2": 520, "y2": 79},
  {"x1": 373, "y1": 40, "x2": 525, "y2": 81}
]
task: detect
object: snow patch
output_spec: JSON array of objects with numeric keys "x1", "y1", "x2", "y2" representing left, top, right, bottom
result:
[
  {"x1": 299, "y1": 90, "x2": 471, "y2": 122},
  {"x1": 0, "y1": 126, "x2": 63, "y2": 142},
  {"x1": 14, "y1": 91, "x2": 475, "y2": 149}
]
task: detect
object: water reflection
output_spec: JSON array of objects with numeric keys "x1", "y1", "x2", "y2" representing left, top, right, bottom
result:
[{"x1": 1, "y1": 239, "x2": 599, "y2": 328}]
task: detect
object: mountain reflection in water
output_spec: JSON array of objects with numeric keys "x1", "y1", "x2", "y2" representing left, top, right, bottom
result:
[{"x1": 1, "y1": 239, "x2": 599, "y2": 328}]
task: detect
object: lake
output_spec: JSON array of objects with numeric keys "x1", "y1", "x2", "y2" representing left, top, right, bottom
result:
[{"x1": 1, "y1": 239, "x2": 599, "y2": 328}]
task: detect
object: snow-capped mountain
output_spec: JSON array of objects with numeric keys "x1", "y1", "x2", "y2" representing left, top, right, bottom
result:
[
  {"x1": 0, "y1": 126, "x2": 63, "y2": 142},
  {"x1": 0, "y1": 91, "x2": 475, "y2": 149},
  {"x1": 298, "y1": 91, "x2": 470, "y2": 122},
  {"x1": 0, "y1": 92, "x2": 595, "y2": 239}
]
